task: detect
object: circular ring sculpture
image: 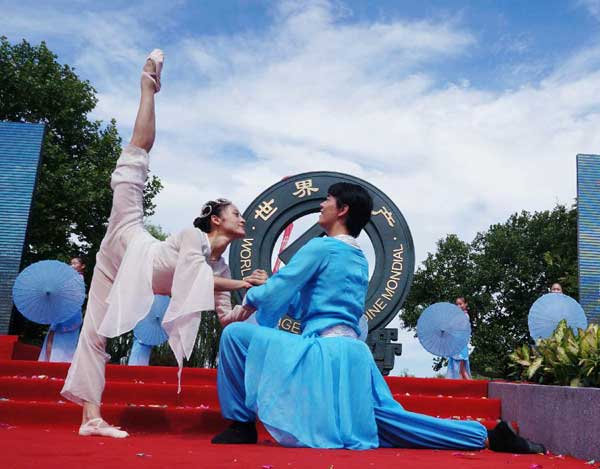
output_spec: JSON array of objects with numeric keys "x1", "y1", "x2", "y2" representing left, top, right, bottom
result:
[
  {"x1": 417, "y1": 302, "x2": 471, "y2": 357},
  {"x1": 12, "y1": 260, "x2": 86, "y2": 325},
  {"x1": 229, "y1": 171, "x2": 415, "y2": 332},
  {"x1": 528, "y1": 293, "x2": 588, "y2": 340}
]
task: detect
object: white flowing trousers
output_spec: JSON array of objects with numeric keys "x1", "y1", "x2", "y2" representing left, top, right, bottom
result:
[{"x1": 61, "y1": 144, "x2": 150, "y2": 406}]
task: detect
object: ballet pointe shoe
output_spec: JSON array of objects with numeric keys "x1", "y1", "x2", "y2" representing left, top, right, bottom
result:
[
  {"x1": 141, "y1": 48, "x2": 164, "y2": 93},
  {"x1": 79, "y1": 417, "x2": 129, "y2": 438}
]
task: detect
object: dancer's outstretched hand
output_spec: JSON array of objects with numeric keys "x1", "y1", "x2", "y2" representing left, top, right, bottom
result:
[{"x1": 243, "y1": 269, "x2": 268, "y2": 286}]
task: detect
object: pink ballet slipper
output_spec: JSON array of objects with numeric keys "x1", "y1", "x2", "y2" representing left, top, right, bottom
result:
[
  {"x1": 142, "y1": 48, "x2": 164, "y2": 93},
  {"x1": 79, "y1": 417, "x2": 129, "y2": 438}
]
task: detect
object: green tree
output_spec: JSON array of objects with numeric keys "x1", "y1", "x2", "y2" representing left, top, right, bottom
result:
[
  {"x1": 144, "y1": 222, "x2": 169, "y2": 241},
  {"x1": 0, "y1": 37, "x2": 163, "y2": 278},
  {"x1": 401, "y1": 204, "x2": 577, "y2": 378},
  {"x1": 1, "y1": 37, "x2": 162, "y2": 339}
]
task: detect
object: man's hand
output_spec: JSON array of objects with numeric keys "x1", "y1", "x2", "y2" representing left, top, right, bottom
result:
[{"x1": 243, "y1": 269, "x2": 269, "y2": 286}]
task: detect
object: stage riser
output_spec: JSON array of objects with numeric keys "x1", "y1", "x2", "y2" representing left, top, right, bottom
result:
[
  {"x1": 0, "y1": 360, "x2": 488, "y2": 396},
  {"x1": 0, "y1": 400, "x2": 230, "y2": 434},
  {"x1": 0, "y1": 377, "x2": 500, "y2": 419},
  {"x1": 0, "y1": 360, "x2": 217, "y2": 385},
  {"x1": 0, "y1": 359, "x2": 503, "y2": 435},
  {"x1": 0, "y1": 400, "x2": 501, "y2": 434}
]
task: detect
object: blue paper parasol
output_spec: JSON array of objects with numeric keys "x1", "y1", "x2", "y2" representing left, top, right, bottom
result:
[
  {"x1": 13, "y1": 260, "x2": 85, "y2": 325},
  {"x1": 417, "y1": 302, "x2": 471, "y2": 357},
  {"x1": 528, "y1": 293, "x2": 588, "y2": 340},
  {"x1": 133, "y1": 295, "x2": 170, "y2": 346}
]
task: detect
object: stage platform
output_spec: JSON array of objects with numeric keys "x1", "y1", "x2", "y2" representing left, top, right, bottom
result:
[
  {"x1": 0, "y1": 338, "x2": 588, "y2": 468},
  {"x1": 1, "y1": 426, "x2": 586, "y2": 469}
]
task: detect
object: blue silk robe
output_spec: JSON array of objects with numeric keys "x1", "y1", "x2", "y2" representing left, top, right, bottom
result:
[{"x1": 217, "y1": 237, "x2": 487, "y2": 450}]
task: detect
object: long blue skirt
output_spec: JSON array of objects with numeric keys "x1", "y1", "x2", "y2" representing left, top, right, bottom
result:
[
  {"x1": 217, "y1": 322, "x2": 487, "y2": 450},
  {"x1": 446, "y1": 345, "x2": 472, "y2": 379},
  {"x1": 39, "y1": 329, "x2": 80, "y2": 363}
]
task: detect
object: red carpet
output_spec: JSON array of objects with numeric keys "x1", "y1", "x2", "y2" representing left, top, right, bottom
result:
[
  {"x1": 0, "y1": 338, "x2": 589, "y2": 468},
  {"x1": 0, "y1": 427, "x2": 586, "y2": 469}
]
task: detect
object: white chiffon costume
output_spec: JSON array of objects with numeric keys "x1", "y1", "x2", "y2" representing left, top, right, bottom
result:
[{"x1": 61, "y1": 144, "x2": 245, "y2": 406}]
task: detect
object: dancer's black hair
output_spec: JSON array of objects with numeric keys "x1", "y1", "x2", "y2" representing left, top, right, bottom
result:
[
  {"x1": 193, "y1": 199, "x2": 232, "y2": 233},
  {"x1": 327, "y1": 182, "x2": 373, "y2": 237},
  {"x1": 71, "y1": 256, "x2": 86, "y2": 266}
]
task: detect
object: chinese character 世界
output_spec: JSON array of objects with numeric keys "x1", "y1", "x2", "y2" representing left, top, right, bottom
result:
[
  {"x1": 292, "y1": 179, "x2": 319, "y2": 198},
  {"x1": 254, "y1": 199, "x2": 278, "y2": 221}
]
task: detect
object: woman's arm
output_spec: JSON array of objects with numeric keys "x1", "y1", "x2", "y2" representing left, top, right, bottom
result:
[
  {"x1": 214, "y1": 289, "x2": 255, "y2": 326},
  {"x1": 243, "y1": 269, "x2": 268, "y2": 286},
  {"x1": 214, "y1": 276, "x2": 251, "y2": 291},
  {"x1": 214, "y1": 268, "x2": 268, "y2": 291},
  {"x1": 212, "y1": 264, "x2": 261, "y2": 325}
]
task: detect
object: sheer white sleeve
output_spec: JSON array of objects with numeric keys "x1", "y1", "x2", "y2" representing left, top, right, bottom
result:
[
  {"x1": 212, "y1": 261, "x2": 254, "y2": 326},
  {"x1": 162, "y1": 228, "x2": 215, "y2": 387}
]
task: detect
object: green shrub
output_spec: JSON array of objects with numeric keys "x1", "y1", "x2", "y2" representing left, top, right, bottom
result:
[{"x1": 509, "y1": 320, "x2": 600, "y2": 387}]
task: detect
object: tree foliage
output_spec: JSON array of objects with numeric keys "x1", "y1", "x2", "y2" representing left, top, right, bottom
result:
[
  {"x1": 0, "y1": 37, "x2": 163, "y2": 280},
  {"x1": 144, "y1": 222, "x2": 169, "y2": 242},
  {"x1": 401, "y1": 205, "x2": 578, "y2": 378}
]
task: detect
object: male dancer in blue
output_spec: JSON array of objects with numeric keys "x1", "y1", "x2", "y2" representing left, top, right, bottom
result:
[{"x1": 212, "y1": 183, "x2": 544, "y2": 454}]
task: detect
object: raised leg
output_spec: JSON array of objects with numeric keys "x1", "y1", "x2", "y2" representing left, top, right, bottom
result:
[
  {"x1": 60, "y1": 51, "x2": 164, "y2": 438},
  {"x1": 130, "y1": 58, "x2": 158, "y2": 152}
]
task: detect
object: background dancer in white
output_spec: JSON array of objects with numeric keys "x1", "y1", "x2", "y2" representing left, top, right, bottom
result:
[{"x1": 61, "y1": 50, "x2": 264, "y2": 438}]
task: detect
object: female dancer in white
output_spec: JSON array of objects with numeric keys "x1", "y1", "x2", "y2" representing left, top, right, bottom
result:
[{"x1": 61, "y1": 50, "x2": 263, "y2": 438}]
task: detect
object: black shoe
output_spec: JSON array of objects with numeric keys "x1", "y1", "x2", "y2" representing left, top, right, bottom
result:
[
  {"x1": 488, "y1": 421, "x2": 545, "y2": 454},
  {"x1": 211, "y1": 421, "x2": 258, "y2": 444}
]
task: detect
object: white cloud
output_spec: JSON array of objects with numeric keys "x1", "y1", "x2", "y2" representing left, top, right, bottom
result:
[
  {"x1": 578, "y1": 0, "x2": 600, "y2": 21},
  {"x1": 4, "y1": 0, "x2": 600, "y2": 375}
]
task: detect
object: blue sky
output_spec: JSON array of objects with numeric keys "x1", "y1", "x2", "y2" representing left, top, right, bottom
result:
[{"x1": 3, "y1": 0, "x2": 600, "y2": 376}]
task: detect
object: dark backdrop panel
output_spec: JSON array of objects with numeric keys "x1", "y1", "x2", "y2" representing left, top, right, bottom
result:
[
  {"x1": 0, "y1": 121, "x2": 45, "y2": 334},
  {"x1": 577, "y1": 153, "x2": 600, "y2": 324}
]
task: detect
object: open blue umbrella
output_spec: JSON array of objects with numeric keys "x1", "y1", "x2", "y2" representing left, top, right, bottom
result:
[
  {"x1": 133, "y1": 295, "x2": 170, "y2": 346},
  {"x1": 417, "y1": 302, "x2": 471, "y2": 357},
  {"x1": 528, "y1": 293, "x2": 588, "y2": 340},
  {"x1": 12, "y1": 260, "x2": 85, "y2": 325}
]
